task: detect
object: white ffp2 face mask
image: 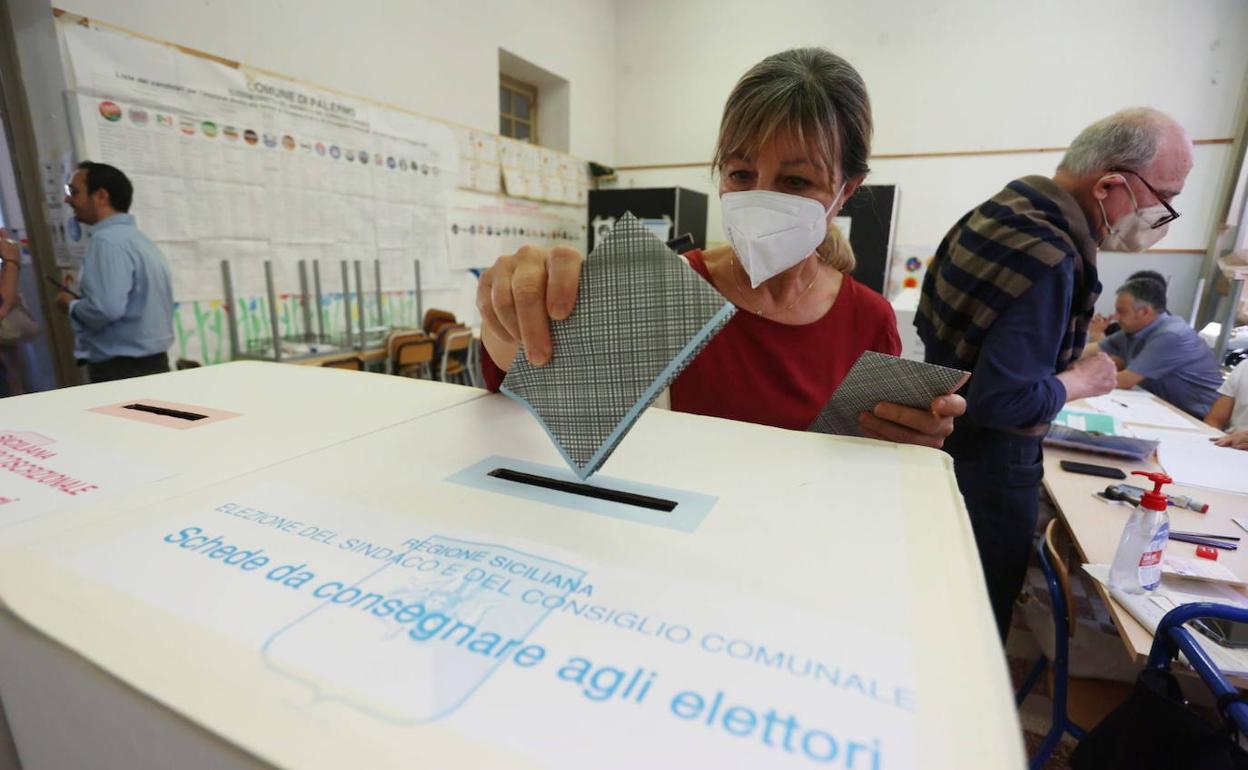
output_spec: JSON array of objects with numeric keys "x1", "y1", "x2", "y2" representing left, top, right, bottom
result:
[
  {"x1": 1098, "y1": 179, "x2": 1170, "y2": 252},
  {"x1": 721, "y1": 186, "x2": 845, "y2": 288}
]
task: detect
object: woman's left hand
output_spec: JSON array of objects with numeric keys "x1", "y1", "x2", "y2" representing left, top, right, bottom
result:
[{"x1": 858, "y1": 394, "x2": 966, "y2": 449}]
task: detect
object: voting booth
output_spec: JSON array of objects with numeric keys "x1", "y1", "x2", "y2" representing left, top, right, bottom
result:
[{"x1": 0, "y1": 364, "x2": 1023, "y2": 769}]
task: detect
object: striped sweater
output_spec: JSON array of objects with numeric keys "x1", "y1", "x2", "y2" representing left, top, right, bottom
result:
[{"x1": 915, "y1": 175, "x2": 1099, "y2": 376}]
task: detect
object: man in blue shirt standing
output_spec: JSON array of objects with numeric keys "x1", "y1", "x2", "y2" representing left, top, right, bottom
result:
[
  {"x1": 55, "y1": 162, "x2": 174, "y2": 383},
  {"x1": 1093, "y1": 277, "x2": 1222, "y2": 417},
  {"x1": 917, "y1": 108, "x2": 1194, "y2": 639}
]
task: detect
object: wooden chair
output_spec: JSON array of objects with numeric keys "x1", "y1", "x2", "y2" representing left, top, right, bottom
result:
[
  {"x1": 434, "y1": 325, "x2": 474, "y2": 385},
  {"x1": 322, "y1": 355, "x2": 364, "y2": 371},
  {"x1": 387, "y1": 330, "x2": 434, "y2": 379},
  {"x1": 422, "y1": 308, "x2": 457, "y2": 337},
  {"x1": 1017, "y1": 518, "x2": 1133, "y2": 768}
]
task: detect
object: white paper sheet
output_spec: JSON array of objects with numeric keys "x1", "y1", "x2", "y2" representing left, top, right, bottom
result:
[
  {"x1": 1156, "y1": 434, "x2": 1248, "y2": 495},
  {"x1": 1084, "y1": 390, "x2": 1196, "y2": 429}
]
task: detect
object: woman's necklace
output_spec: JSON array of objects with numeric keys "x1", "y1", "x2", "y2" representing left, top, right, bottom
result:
[{"x1": 729, "y1": 255, "x2": 818, "y2": 317}]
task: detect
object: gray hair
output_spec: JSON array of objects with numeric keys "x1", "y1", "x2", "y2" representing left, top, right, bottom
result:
[
  {"x1": 1058, "y1": 108, "x2": 1176, "y2": 176},
  {"x1": 713, "y1": 47, "x2": 872, "y2": 272},
  {"x1": 1117, "y1": 276, "x2": 1167, "y2": 313}
]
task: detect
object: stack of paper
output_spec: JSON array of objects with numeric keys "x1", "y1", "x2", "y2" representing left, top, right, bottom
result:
[
  {"x1": 1085, "y1": 563, "x2": 1248, "y2": 676},
  {"x1": 1043, "y1": 424, "x2": 1158, "y2": 460}
]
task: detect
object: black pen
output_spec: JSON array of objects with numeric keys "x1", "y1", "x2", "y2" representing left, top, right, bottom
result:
[{"x1": 45, "y1": 274, "x2": 80, "y2": 299}]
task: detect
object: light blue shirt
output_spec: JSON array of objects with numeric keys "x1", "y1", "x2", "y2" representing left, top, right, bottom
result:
[
  {"x1": 69, "y1": 213, "x2": 174, "y2": 363},
  {"x1": 1100, "y1": 312, "x2": 1223, "y2": 418}
]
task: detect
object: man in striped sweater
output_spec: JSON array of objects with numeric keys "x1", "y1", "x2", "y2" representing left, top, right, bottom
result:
[{"x1": 916, "y1": 108, "x2": 1194, "y2": 640}]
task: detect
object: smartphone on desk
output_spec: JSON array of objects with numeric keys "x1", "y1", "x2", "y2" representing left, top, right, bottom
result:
[{"x1": 1059, "y1": 460, "x2": 1126, "y2": 480}]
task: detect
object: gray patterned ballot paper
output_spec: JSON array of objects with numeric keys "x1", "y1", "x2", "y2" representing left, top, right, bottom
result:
[
  {"x1": 809, "y1": 351, "x2": 969, "y2": 437},
  {"x1": 502, "y1": 213, "x2": 736, "y2": 479}
]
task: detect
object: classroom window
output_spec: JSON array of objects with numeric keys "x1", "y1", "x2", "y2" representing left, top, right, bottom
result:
[{"x1": 500, "y1": 76, "x2": 537, "y2": 144}]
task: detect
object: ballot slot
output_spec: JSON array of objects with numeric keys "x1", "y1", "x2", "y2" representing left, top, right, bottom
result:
[
  {"x1": 122, "y1": 403, "x2": 209, "y2": 422},
  {"x1": 487, "y1": 468, "x2": 677, "y2": 512}
]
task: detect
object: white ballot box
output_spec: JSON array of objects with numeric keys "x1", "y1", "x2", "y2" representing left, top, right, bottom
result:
[
  {"x1": 0, "y1": 362, "x2": 484, "y2": 549},
  {"x1": 0, "y1": 364, "x2": 1022, "y2": 769}
]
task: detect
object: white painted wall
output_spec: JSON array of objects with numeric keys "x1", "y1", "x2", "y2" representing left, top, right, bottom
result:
[
  {"x1": 11, "y1": 0, "x2": 1248, "y2": 343},
  {"x1": 611, "y1": 0, "x2": 1248, "y2": 298},
  {"x1": 59, "y1": 0, "x2": 617, "y2": 165}
]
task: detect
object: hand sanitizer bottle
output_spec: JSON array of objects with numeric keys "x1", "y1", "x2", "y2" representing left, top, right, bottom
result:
[{"x1": 1108, "y1": 471, "x2": 1173, "y2": 594}]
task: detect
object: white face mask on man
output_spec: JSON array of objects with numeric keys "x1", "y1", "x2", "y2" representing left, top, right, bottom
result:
[
  {"x1": 1098, "y1": 178, "x2": 1170, "y2": 253},
  {"x1": 721, "y1": 184, "x2": 846, "y2": 288}
]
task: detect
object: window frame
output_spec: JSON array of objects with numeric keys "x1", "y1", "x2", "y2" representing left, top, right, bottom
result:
[{"x1": 499, "y1": 75, "x2": 538, "y2": 144}]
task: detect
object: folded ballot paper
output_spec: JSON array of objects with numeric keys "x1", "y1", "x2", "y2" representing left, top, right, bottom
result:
[
  {"x1": 501, "y1": 213, "x2": 735, "y2": 479},
  {"x1": 809, "y1": 351, "x2": 969, "y2": 436}
]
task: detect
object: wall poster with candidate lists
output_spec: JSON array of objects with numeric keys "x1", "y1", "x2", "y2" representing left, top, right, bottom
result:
[{"x1": 60, "y1": 18, "x2": 589, "y2": 365}]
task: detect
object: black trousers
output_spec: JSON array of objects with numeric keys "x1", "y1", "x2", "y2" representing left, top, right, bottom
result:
[
  {"x1": 86, "y1": 352, "x2": 170, "y2": 384},
  {"x1": 944, "y1": 420, "x2": 1045, "y2": 642}
]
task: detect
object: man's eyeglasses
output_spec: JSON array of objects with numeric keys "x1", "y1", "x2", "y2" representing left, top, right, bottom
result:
[{"x1": 1108, "y1": 168, "x2": 1180, "y2": 229}]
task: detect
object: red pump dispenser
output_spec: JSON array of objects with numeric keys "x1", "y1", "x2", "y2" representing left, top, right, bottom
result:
[{"x1": 1131, "y1": 471, "x2": 1173, "y2": 512}]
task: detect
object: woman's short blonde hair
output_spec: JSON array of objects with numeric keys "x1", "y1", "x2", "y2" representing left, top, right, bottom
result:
[{"x1": 713, "y1": 47, "x2": 871, "y2": 272}]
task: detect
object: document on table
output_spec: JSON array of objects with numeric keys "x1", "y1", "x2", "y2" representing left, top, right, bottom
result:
[
  {"x1": 1163, "y1": 556, "x2": 1247, "y2": 587},
  {"x1": 1083, "y1": 391, "x2": 1194, "y2": 430},
  {"x1": 1126, "y1": 425, "x2": 1221, "y2": 443},
  {"x1": 1053, "y1": 408, "x2": 1119, "y2": 435},
  {"x1": 1085, "y1": 563, "x2": 1248, "y2": 675},
  {"x1": 1154, "y1": 434, "x2": 1248, "y2": 496}
]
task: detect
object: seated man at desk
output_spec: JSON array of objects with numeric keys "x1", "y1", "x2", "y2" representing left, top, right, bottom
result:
[
  {"x1": 1090, "y1": 276, "x2": 1222, "y2": 417},
  {"x1": 1088, "y1": 269, "x2": 1167, "y2": 341},
  {"x1": 1205, "y1": 358, "x2": 1248, "y2": 450}
]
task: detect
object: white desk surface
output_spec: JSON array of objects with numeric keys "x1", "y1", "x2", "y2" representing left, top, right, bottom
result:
[
  {"x1": 1044, "y1": 392, "x2": 1248, "y2": 666},
  {"x1": 0, "y1": 364, "x2": 1024, "y2": 769}
]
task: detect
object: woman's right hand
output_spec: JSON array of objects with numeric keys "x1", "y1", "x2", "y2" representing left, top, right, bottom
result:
[{"x1": 477, "y1": 245, "x2": 585, "y2": 370}]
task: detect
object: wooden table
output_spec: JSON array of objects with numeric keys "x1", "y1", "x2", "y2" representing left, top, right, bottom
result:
[
  {"x1": 1043, "y1": 392, "x2": 1248, "y2": 666},
  {"x1": 285, "y1": 346, "x2": 388, "y2": 368}
]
